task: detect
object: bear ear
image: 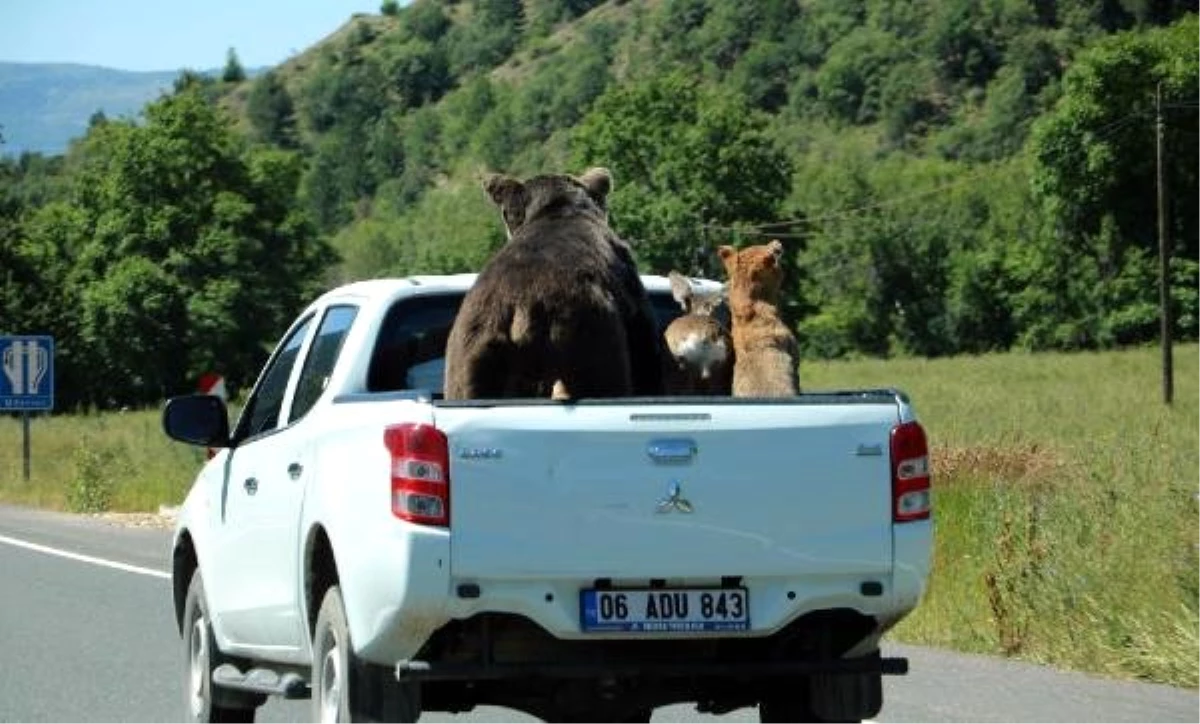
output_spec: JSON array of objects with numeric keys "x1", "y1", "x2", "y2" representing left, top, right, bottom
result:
[
  {"x1": 668, "y1": 271, "x2": 694, "y2": 310},
  {"x1": 577, "y1": 167, "x2": 612, "y2": 202},
  {"x1": 484, "y1": 174, "x2": 524, "y2": 208},
  {"x1": 484, "y1": 174, "x2": 528, "y2": 238}
]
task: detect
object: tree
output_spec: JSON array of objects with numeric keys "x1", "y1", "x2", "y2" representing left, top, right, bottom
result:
[
  {"x1": 246, "y1": 71, "x2": 298, "y2": 148},
  {"x1": 222, "y1": 47, "x2": 247, "y2": 83},
  {"x1": 445, "y1": 0, "x2": 523, "y2": 74},
  {"x1": 572, "y1": 71, "x2": 792, "y2": 273},
  {"x1": 404, "y1": 0, "x2": 452, "y2": 41},
  {"x1": 1027, "y1": 15, "x2": 1198, "y2": 346},
  {"x1": 383, "y1": 38, "x2": 451, "y2": 109},
  {"x1": 816, "y1": 27, "x2": 906, "y2": 124},
  {"x1": 40, "y1": 85, "x2": 333, "y2": 407}
]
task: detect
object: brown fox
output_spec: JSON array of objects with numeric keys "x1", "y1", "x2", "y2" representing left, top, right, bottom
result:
[{"x1": 717, "y1": 240, "x2": 799, "y2": 397}]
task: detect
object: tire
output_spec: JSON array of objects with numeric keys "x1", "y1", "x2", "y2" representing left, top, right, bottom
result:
[
  {"x1": 312, "y1": 585, "x2": 420, "y2": 723},
  {"x1": 763, "y1": 696, "x2": 859, "y2": 720},
  {"x1": 763, "y1": 701, "x2": 859, "y2": 720},
  {"x1": 759, "y1": 697, "x2": 822, "y2": 723},
  {"x1": 549, "y1": 715, "x2": 652, "y2": 724},
  {"x1": 182, "y1": 570, "x2": 258, "y2": 723}
]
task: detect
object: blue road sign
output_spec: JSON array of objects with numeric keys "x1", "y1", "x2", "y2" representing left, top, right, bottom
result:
[{"x1": 1, "y1": 336, "x2": 54, "y2": 411}]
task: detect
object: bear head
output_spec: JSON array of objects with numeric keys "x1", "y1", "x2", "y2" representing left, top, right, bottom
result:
[{"x1": 483, "y1": 167, "x2": 612, "y2": 239}]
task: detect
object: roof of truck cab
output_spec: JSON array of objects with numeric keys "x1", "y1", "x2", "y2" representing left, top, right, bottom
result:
[{"x1": 312, "y1": 273, "x2": 723, "y2": 307}]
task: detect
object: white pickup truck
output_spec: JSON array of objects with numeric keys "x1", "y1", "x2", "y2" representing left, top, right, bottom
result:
[{"x1": 163, "y1": 273, "x2": 932, "y2": 724}]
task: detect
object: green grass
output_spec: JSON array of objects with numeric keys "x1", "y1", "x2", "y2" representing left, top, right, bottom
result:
[
  {"x1": 1, "y1": 344, "x2": 1196, "y2": 687},
  {"x1": 0, "y1": 408, "x2": 203, "y2": 512},
  {"x1": 802, "y1": 343, "x2": 1199, "y2": 688}
]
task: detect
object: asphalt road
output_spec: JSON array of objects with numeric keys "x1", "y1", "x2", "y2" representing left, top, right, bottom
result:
[{"x1": 0, "y1": 503, "x2": 1195, "y2": 723}]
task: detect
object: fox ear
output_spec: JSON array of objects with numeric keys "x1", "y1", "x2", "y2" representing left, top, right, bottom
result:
[
  {"x1": 717, "y1": 245, "x2": 737, "y2": 273},
  {"x1": 767, "y1": 239, "x2": 784, "y2": 264}
]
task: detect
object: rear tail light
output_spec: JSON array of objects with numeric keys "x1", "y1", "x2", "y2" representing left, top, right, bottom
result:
[
  {"x1": 890, "y1": 421, "x2": 931, "y2": 522},
  {"x1": 384, "y1": 423, "x2": 450, "y2": 527}
]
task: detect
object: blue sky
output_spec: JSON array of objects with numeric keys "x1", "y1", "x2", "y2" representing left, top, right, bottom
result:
[{"x1": 2, "y1": 0, "x2": 386, "y2": 72}]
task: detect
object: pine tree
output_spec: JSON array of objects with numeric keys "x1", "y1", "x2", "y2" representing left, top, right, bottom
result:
[{"x1": 222, "y1": 47, "x2": 247, "y2": 83}]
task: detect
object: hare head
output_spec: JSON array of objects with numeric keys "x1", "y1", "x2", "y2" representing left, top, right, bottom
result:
[{"x1": 663, "y1": 271, "x2": 733, "y2": 395}]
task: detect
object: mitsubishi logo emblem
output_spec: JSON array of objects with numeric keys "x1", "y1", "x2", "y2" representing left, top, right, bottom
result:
[{"x1": 656, "y1": 480, "x2": 693, "y2": 514}]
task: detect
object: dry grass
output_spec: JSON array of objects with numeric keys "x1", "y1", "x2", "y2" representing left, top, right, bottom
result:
[{"x1": 933, "y1": 442, "x2": 1069, "y2": 490}]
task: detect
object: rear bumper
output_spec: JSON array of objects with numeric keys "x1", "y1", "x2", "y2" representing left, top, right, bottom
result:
[
  {"x1": 402, "y1": 609, "x2": 896, "y2": 718},
  {"x1": 441, "y1": 572, "x2": 906, "y2": 642},
  {"x1": 396, "y1": 653, "x2": 908, "y2": 682}
]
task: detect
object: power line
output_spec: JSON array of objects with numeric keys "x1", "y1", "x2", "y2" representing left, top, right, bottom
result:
[
  {"x1": 696, "y1": 108, "x2": 1159, "y2": 241},
  {"x1": 702, "y1": 166, "x2": 997, "y2": 237},
  {"x1": 1087, "y1": 111, "x2": 1147, "y2": 140}
]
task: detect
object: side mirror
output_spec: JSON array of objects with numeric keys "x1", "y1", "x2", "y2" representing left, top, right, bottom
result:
[{"x1": 163, "y1": 394, "x2": 230, "y2": 448}]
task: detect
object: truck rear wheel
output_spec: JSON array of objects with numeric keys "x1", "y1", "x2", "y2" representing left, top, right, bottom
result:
[
  {"x1": 759, "y1": 697, "x2": 826, "y2": 723},
  {"x1": 312, "y1": 585, "x2": 420, "y2": 723},
  {"x1": 182, "y1": 570, "x2": 259, "y2": 722}
]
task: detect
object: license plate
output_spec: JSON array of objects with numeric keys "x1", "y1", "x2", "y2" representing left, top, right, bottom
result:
[{"x1": 580, "y1": 588, "x2": 750, "y2": 633}]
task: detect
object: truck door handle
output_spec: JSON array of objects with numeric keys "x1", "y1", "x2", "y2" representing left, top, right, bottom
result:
[
  {"x1": 287, "y1": 463, "x2": 303, "y2": 480},
  {"x1": 243, "y1": 477, "x2": 258, "y2": 495}
]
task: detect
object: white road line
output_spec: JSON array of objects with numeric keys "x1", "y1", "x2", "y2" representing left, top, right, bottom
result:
[{"x1": 0, "y1": 534, "x2": 171, "y2": 579}]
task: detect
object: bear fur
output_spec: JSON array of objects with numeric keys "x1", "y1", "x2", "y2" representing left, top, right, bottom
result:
[
  {"x1": 717, "y1": 240, "x2": 799, "y2": 396},
  {"x1": 442, "y1": 168, "x2": 664, "y2": 400},
  {"x1": 662, "y1": 271, "x2": 733, "y2": 395}
]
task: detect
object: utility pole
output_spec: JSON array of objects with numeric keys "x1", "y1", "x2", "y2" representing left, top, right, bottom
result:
[{"x1": 1156, "y1": 83, "x2": 1173, "y2": 405}]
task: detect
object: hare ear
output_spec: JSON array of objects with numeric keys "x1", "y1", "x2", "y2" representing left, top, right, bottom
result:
[
  {"x1": 715, "y1": 282, "x2": 728, "y2": 303},
  {"x1": 668, "y1": 271, "x2": 694, "y2": 311}
]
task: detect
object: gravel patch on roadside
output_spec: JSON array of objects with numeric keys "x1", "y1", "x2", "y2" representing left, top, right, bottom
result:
[{"x1": 88, "y1": 505, "x2": 179, "y2": 530}]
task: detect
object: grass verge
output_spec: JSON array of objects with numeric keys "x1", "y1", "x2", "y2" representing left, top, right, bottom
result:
[{"x1": 803, "y1": 343, "x2": 1198, "y2": 688}]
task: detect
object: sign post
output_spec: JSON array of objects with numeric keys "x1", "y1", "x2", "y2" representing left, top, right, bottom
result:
[{"x1": 1, "y1": 336, "x2": 55, "y2": 480}]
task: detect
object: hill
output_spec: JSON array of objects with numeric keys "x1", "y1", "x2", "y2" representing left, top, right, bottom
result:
[
  {"x1": 218, "y1": 0, "x2": 1195, "y2": 356},
  {"x1": 0, "y1": 63, "x2": 183, "y2": 155},
  {"x1": 0, "y1": 61, "x2": 269, "y2": 155}
]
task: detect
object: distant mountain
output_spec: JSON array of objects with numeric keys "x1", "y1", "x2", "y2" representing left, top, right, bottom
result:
[{"x1": 0, "y1": 62, "x2": 210, "y2": 156}]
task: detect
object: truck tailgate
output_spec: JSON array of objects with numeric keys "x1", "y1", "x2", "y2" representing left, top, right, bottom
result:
[{"x1": 433, "y1": 396, "x2": 902, "y2": 582}]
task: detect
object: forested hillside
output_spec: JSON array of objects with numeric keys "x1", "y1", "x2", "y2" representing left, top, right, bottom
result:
[{"x1": 1, "y1": 0, "x2": 1197, "y2": 409}]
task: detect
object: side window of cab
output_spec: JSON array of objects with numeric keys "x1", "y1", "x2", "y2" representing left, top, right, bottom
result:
[
  {"x1": 233, "y1": 314, "x2": 315, "y2": 443},
  {"x1": 289, "y1": 305, "x2": 358, "y2": 422}
]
